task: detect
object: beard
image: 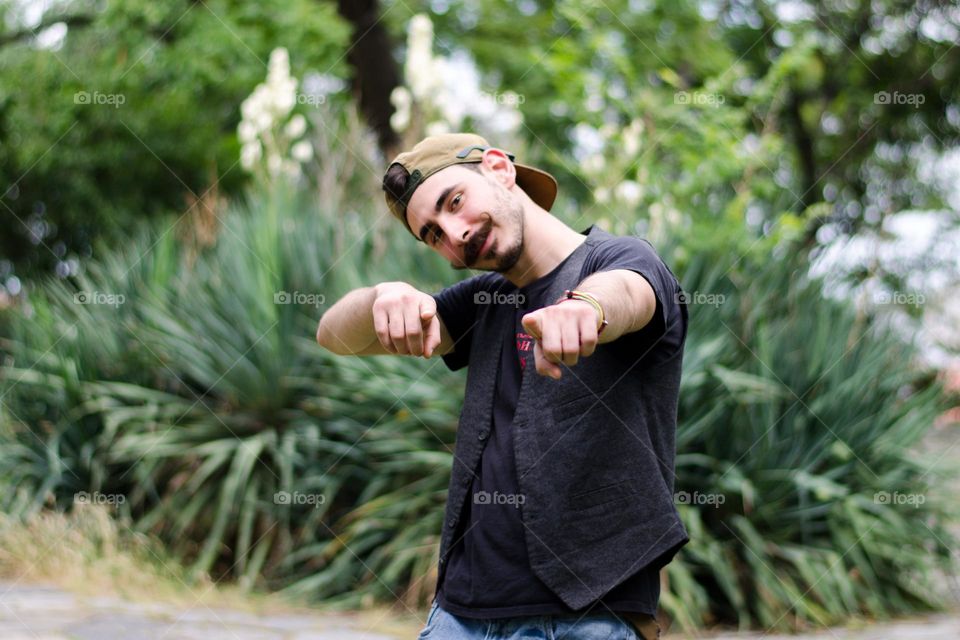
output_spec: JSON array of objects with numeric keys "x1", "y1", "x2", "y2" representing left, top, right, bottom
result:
[{"x1": 465, "y1": 181, "x2": 524, "y2": 273}]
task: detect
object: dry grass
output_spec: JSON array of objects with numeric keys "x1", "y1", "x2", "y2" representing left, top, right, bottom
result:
[
  {"x1": 0, "y1": 504, "x2": 278, "y2": 610},
  {"x1": 0, "y1": 504, "x2": 426, "y2": 635}
]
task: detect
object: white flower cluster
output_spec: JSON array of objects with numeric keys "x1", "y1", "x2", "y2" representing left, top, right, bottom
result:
[
  {"x1": 577, "y1": 119, "x2": 646, "y2": 207},
  {"x1": 390, "y1": 14, "x2": 522, "y2": 138},
  {"x1": 238, "y1": 48, "x2": 314, "y2": 181},
  {"x1": 574, "y1": 118, "x2": 684, "y2": 242}
]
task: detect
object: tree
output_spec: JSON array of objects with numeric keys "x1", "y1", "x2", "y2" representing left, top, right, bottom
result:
[{"x1": 0, "y1": 0, "x2": 350, "y2": 278}]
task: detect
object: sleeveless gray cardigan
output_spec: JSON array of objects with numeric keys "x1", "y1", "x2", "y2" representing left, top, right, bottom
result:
[{"x1": 436, "y1": 225, "x2": 689, "y2": 610}]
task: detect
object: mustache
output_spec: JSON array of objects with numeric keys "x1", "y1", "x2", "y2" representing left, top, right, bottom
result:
[{"x1": 465, "y1": 222, "x2": 491, "y2": 264}]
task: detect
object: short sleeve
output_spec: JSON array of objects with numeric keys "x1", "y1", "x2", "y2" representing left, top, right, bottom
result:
[
  {"x1": 581, "y1": 235, "x2": 685, "y2": 351},
  {"x1": 430, "y1": 273, "x2": 496, "y2": 371}
]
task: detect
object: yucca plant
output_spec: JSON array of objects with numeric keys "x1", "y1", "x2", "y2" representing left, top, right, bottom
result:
[
  {"x1": 0, "y1": 231, "x2": 180, "y2": 517},
  {"x1": 658, "y1": 242, "x2": 955, "y2": 630},
  {"x1": 0, "y1": 180, "x2": 465, "y2": 588}
]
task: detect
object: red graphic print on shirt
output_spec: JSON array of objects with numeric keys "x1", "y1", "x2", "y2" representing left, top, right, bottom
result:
[{"x1": 516, "y1": 331, "x2": 534, "y2": 375}]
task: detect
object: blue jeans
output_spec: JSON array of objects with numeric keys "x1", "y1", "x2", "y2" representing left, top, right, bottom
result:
[{"x1": 416, "y1": 599, "x2": 653, "y2": 640}]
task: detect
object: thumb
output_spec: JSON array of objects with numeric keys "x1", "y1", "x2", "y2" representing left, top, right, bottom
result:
[
  {"x1": 521, "y1": 312, "x2": 541, "y2": 340},
  {"x1": 423, "y1": 313, "x2": 441, "y2": 358},
  {"x1": 419, "y1": 294, "x2": 437, "y2": 321}
]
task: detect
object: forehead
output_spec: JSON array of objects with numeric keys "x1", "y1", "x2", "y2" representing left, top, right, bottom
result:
[{"x1": 405, "y1": 164, "x2": 479, "y2": 231}]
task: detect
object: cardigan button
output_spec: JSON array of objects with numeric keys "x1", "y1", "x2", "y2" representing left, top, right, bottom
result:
[
  {"x1": 477, "y1": 430, "x2": 488, "y2": 440},
  {"x1": 447, "y1": 516, "x2": 458, "y2": 528}
]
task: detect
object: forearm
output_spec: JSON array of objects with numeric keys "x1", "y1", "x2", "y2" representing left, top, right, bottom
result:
[
  {"x1": 573, "y1": 269, "x2": 656, "y2": 343},
  {"x1": 316, "y1": 286, "x2": 378, "y2": 355}
]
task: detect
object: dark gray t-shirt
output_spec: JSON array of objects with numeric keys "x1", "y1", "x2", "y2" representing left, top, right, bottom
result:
[{"x1": 431, "y1": 228, "x2": 686, "y2": 618}]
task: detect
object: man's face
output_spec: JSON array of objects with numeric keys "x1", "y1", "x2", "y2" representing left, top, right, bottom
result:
[{"x1": 405, "y1": 161, "x2": 524, "y2": 272}]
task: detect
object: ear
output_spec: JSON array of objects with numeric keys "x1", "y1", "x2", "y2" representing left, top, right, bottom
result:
[{"x1": 480, "y1": 148, "x2": 517, "y2": 189}]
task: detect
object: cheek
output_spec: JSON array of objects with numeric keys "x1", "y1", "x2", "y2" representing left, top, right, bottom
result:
[{"x1": 437, "y1": 241, "x2": 458, "y2": 261}]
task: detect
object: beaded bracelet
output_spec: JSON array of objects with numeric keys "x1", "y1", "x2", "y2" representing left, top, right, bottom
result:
[{"x1": 554, "y1": 289, "x2": 609, "y2": 334}]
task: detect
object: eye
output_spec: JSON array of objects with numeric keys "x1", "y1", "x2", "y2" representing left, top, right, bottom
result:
[
  {"x1": 451, "y1": 193, "x2": 462, "y2": 209},
  {"x1": 431, "y1": 226, "x2": 443, "y2": 245}
]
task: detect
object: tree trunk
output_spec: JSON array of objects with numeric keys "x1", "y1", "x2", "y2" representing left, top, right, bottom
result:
[{"x1": 335, "y1": 0, "x2": 401, "y2": 156}]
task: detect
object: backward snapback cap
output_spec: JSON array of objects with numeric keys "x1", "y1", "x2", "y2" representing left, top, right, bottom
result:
[{"x1": 383, "y1": 133, "x2": 558, "y2": 239}]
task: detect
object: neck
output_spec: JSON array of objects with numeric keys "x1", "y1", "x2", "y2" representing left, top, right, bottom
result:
[{"x1": 503, "y1": 210, "x2": 587, "y2": 289}]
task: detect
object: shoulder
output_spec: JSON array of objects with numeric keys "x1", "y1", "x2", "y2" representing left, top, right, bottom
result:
[{"x1": 581, "y1": 231, "x2": 672, "y2": 282}]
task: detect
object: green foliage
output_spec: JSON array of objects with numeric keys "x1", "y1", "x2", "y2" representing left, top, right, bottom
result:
[
  {"x1": 1, "y1": 167, "x2": 954, "y2": 627},
  {"x1": 397, "y1": 0, "x2": 959, "y2": 241},
  {"x1": 0, "y1": 0, "x2": 351, "y2": 276},
  {"x1": 0, "y1": 163, "x2": 466, "y2": 589},
  {"x1": 659, "y1": 241, "x2": 955, "y2": 628},
  {"x1": 1, "y1": 0, "x2": 957, "y2": 630}
]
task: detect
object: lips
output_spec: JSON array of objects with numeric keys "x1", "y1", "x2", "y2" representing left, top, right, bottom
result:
[
  {"x1": 479, "y1": 230, "x2": 493, "y2": 257},
  {"x1": 467, "y1": 228, "x2": 492, "y2": 264}
]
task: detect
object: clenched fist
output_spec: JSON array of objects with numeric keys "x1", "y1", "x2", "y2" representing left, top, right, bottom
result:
[
  {"x1": 521, "y1": 299, "x2": 601, "y2": 379},
  {"x1": 372, "y1": 282, "x2": 442, "y2": 358}
]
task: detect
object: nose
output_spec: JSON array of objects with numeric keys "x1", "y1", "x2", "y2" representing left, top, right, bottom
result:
[
  {"x1": 438, "y1": 217, "x2": 474, "y2": 265},
  {"x1": 444, "y1": 216, "x2": 473, "y2": 249}
]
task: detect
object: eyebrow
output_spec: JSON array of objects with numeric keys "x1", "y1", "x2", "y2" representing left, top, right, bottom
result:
[{"x1": 417, "y1": 183, "x2": 462, "y2": 242}]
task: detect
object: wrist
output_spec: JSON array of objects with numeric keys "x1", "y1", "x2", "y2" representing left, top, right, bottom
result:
[
  {"x1": 373, "y1": 281, "x2": 414, "y2": 299},
  {"x1": 555, "y1": 289, "x2": 609, "y2": 334}
]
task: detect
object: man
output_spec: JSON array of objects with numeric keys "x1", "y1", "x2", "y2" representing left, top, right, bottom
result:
[{"x1": 316, "y1": 133, "x2": 689, "y2": 640}]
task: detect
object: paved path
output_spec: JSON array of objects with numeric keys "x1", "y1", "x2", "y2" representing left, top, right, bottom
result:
[
  {"x1": 700, "y1": 614, "x2": 960, "y2": 640},
  {"x1": 0, "y1": 582, "x2": 414, "y2": 639},
  {"x1": 2, "y1": 581, "x2": 960, "y2": 639}
]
